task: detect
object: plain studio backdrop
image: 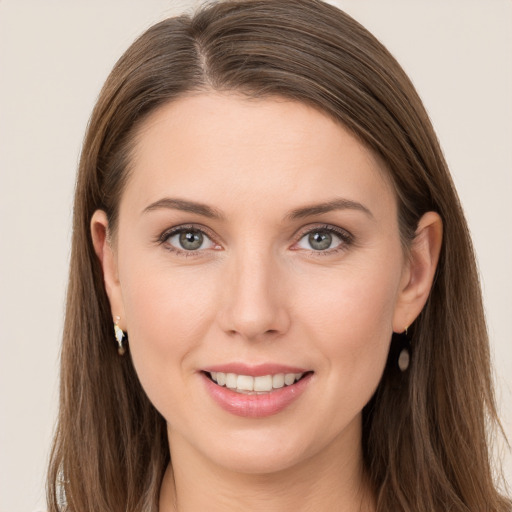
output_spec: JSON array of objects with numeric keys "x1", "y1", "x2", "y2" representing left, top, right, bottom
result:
[{"x1": 0, "y1": 1, "x2": 511, "y2": 511}]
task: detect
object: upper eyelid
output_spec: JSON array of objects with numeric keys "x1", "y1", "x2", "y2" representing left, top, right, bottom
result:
[
  {"x1": 291, "y1": 225, "x2": 354, "y2": 257},
  {"x1": 158, "y1": 225, "x2": 221, "y2": 255},
  {"x1": 294, "y1": 223, "x2": 353, "y2": 241},
  {"x1": 156, "y1": 222, "x2": 353, "y2": 249},
  {"x1": 158, "y1": 223, "x2": 218, "y2": 244}
]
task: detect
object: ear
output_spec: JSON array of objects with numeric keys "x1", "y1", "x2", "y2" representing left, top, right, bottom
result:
[
  {"x1": 90, "y1": 210, "x2": 126, "y2": 330},
  {"x1": 393, "y1": 211, "x2": 443, "y2": 332}
]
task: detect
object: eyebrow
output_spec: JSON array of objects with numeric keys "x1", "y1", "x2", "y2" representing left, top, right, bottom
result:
[
  {"x1": 285, "y1": 198, "x2": 374, "y2": 220},
  {"x1": 142, "y1": 198, "x2": 224, "y2": 219},
  {"x1": 142, "y1": 196, "x2": 373, "y2": 221}
]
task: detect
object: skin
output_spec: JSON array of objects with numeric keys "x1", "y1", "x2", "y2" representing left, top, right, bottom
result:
[{"x1": 92, "y1": 92, "x2": 442, "y2": 511}]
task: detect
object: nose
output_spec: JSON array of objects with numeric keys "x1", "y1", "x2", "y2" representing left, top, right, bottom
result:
[{"x1": 217, "y1": 247, "x2": 291, "y2": 342}]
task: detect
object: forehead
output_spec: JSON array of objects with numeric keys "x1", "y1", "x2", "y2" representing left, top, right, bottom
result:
[{"x1": 123, "y1": 92, "x2": 395, "y2": 219}]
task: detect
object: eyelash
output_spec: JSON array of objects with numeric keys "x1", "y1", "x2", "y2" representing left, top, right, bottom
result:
[
  {"x1": 157, "y1": 224, "x2": 220, "y2": 257},
  {"x1": 156, "y1": 223, "x2": 354, "y2": 256},
  {"x1": 293, "y1": 224, "x2": 354, "y2": 256}
]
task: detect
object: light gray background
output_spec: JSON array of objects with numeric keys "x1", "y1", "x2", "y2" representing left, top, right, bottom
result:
[{"x1": 0, "y1": 1, "x2": 510, "y2": 511}]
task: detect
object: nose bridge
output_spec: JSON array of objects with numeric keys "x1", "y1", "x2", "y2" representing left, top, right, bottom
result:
[{"x1": 220, "y1": 241, "x2": 289, "y2": 340}]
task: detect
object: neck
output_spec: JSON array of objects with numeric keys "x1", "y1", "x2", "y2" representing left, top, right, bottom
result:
[{"x1": 159, "y1": 418, "x2": 375, "y2": 512}]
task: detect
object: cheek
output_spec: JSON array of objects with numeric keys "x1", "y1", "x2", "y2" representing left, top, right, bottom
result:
[
  {"x1": 118, "y1": 256, "x2": 220, "y2": 403},
  {"x1": 297, "y1": 256, "x2": 401, "y2": 382},
  {"x1": 293, "y1": 265, "x2": 399, "y2": 436},
  {"x1": 301, "y1": 257, "x2": 399, "y2": 332},
  {"x1": 122, "y1": 251, "x2": 219, "y2": 335}
]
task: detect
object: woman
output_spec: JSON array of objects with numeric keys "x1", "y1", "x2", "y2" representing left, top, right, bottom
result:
[{"x1": 46, "y1": 0, "x2": 510, "y2": 510}]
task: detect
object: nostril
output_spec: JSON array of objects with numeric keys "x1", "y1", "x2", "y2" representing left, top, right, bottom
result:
[{"x1": 218, "y1": 291, "x2": 292, "y2": 341}]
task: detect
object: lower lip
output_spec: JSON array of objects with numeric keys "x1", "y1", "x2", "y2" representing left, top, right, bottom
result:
[{"x1": 202, "y1": 372, "x2": 313, "y2": 418}]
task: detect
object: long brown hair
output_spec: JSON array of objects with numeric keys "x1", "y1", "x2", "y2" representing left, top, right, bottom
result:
[{"x1": 47, "y1": 1, "x2": 510, "y2": 510}]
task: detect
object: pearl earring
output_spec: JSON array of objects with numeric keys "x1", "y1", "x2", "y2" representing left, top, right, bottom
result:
[{"x1": 114, "y1": 316, "x2": 126, "y2": 355}]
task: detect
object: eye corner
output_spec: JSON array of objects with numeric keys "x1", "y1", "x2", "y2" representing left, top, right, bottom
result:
[
  {"x1": 292, "y1": 224, "x2": 354, "y2": 255},
  {"x1": 157, "y1": 224, "x2": 222, "y2": 255}
]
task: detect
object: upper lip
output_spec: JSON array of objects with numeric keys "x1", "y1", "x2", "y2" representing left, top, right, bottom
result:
[{"x1": 201, "y1": 363, "x2": 309, "y2": 377}]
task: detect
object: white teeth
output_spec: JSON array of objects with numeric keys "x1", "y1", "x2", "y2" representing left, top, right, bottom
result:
[
  {"x1": 237, "y1": 375, "x2": 254, "y2": 391},
  {"x1": 209, "y1": 371, "x2": 304, "y2": 393},
  {"x1": 254, "y1": 375, "x2": 273, "y2": 392},
  {"x1": 225, "y1": 373, "x2": 237, "y2": 389},
  {"x1": 216, "y1": 372, "x2": 226, "y2": 386},
  {"x1": 272, "y1": 373, "x2": 285, "y2": 389},
  {"x1": 284, "y1": 373, "x2": 296, "y2": 386}
]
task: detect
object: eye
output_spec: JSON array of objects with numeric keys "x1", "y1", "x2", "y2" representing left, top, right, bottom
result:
[
  {"x1": 295, "y1": 227, "x2": 351, "y2": 252},
  {"x1": 164, "y1": 227, "x2": 217, "y2": 252}
]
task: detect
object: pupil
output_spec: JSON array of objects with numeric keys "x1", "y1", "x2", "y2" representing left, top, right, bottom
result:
[
  {"x1": 309, "y1": 231, "x2": 332, "y2": 250},
  {"x1": 179, "y1": 230, "x2": 203, "y2": 250}
]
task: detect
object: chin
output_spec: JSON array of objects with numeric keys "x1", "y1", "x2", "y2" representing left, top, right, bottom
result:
[
  {"x1": 208, "y1": 443, "x2": 310, "y2": 476},
  {"x1": 192, "y1": 418, "x2": 353, "y2": 477}
]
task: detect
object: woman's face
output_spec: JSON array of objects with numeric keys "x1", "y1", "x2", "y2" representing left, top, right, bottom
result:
[{"x1": 102, "y1": 93, "x2": 415, "y2": 474}]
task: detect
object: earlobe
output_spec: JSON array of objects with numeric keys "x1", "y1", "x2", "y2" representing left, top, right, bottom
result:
[
  {"x1": 90, "y1": 210, "x2": 126, "y2": 328},
  {"x1": 393, "y1": 211, "x2": 443, "y2": 332}
]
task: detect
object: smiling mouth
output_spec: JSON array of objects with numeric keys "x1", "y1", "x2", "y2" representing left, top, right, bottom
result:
[{"x1": 204, "y1": 371, "x2": 311, "y2": 394}]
